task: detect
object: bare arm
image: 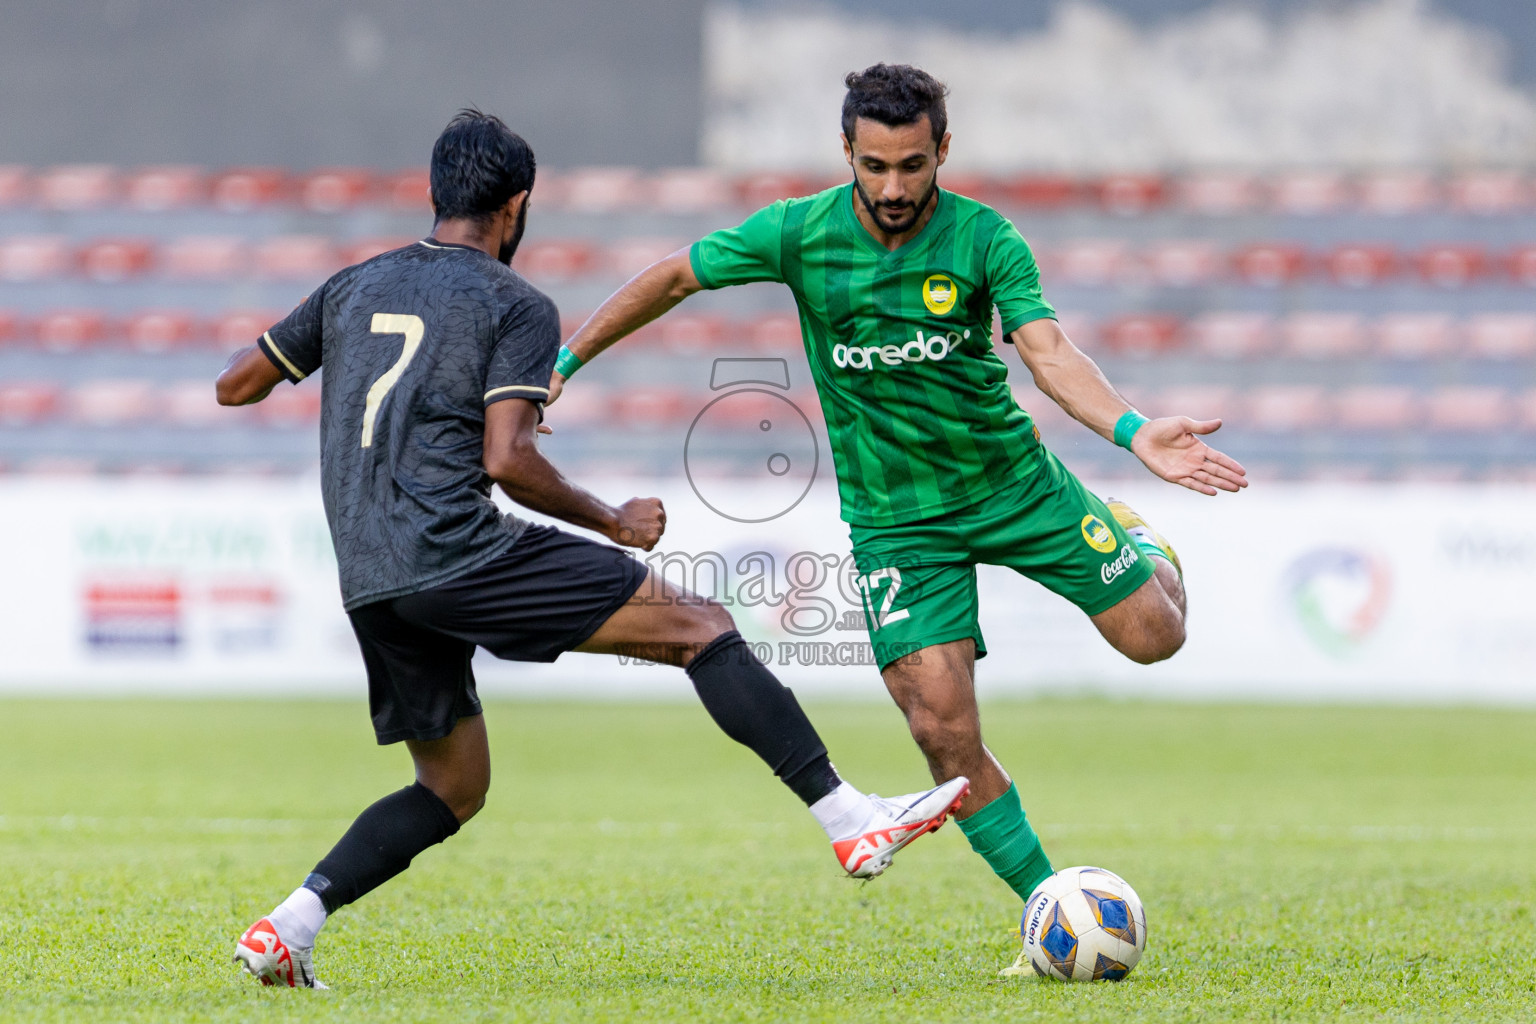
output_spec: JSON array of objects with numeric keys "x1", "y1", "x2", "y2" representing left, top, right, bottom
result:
[
  {"x1": 483, "y1": 398, "x2": 665, "y2": 549},
  {"x1": 548, "y1": 248, "x2": 702, "y2": 403},
  {"x1": 215, "y1": 345, "x2": 286, "y2": 406},
  {"x1": 1011, "y1": 317, "x2": 1247, "y2": 495}
]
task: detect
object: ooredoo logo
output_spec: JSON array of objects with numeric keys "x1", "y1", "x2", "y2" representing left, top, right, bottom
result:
[{"x1": 832, "y1": 329, "x2": 969, "y2": 371}]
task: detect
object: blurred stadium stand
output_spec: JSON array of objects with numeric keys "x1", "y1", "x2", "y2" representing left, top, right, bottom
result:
[{"x1": 1, "y1": 165, "x2": 1533, "y2": 481}]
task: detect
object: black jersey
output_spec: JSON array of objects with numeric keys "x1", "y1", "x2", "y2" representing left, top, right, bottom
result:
[{"x1": 258, "y1": 239, "x2": 562, "y2": 610}]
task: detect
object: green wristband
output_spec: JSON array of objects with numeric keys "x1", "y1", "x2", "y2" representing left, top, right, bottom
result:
[
  {"x1": 554, "y1": 345, "x2": 584, "y2": 378},
  {"x1": 1113, "y1": 409, "x2": 1149, "y2": 450}
]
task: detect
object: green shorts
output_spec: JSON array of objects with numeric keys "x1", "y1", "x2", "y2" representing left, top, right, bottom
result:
[{"x1": 848, "y1": 451, "x2": 1157, "y2": 669}]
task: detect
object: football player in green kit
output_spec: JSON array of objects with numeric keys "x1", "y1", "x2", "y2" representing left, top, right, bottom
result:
[{"x1": 549, "y1": 64, "x2": 1247, "y2": 971}]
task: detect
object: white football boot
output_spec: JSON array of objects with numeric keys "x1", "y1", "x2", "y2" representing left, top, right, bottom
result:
[
  {"x1": 233, "y1": 917, "x2": 327, "y2": 989},
  {"x1": 832, "y1": 776, "x2": 970, "y2": 878}
]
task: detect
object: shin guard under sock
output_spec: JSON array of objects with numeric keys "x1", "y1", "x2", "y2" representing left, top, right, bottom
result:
[
  {"x1": 955, "y1": 782, "x2": 1054, "y2": 901},
  {"x1": 685, "y1": 630, "x2": 841, "y2": 806},
  {"x1": 303, "y1": 781, "x2": 461, "y2": 913}
]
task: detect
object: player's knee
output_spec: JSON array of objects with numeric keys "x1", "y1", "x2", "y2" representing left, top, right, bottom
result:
[
  {"x1": 689, "y1": 598, "x2": 737, "y2": 642},
  {"x1": 905, "y1": 706, "x2": 979, "y2": 761},
  {"x1": 1121, "y1": 617, "x2": 1185, "y2": 665}
]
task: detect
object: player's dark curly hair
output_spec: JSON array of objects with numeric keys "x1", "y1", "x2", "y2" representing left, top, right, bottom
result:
[
  {"x1": 429, "y1": 108, "x2": 536, "y2": 223},
  {"x1": 841, "y1": 63, "x2": 948, "y2": 145}
]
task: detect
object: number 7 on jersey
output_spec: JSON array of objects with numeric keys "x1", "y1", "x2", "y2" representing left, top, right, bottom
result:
[{"x1": 361, "y1": 313, "x2": 425, "y2": 448}]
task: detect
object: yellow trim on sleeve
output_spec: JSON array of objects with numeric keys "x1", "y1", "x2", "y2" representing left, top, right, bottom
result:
[
  {"x1": 484, "y1": 384, "x2": 550, "y2": 402},
  {"x1": 262, "y1": 332, "x2": 308, "y2": 381}
]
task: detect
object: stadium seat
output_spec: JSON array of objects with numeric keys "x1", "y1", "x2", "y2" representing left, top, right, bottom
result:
[
  {"x1": 1000, "y1": 176, "x2": 1081, "y2": 209},
  {"x1": 1147, "y1": 385, "x2": 1235, "y2": 421},
  {"x1": 37, "y1": 164, "x2": 118, "y2": 210},
  {"x1": 1270, "y1": 172, "x2": 1349, "y2": 215},
  {"x1": 737, "y1": 172, "x2": 833, "y2": 207},
  {"x1": 1186, "y1": 313, "x2": 1274, "y2": 358},
  {"x1": 341, "y1": 238, "x2": 416, "y2": 265},
  {"x1": 0, "y1": 309, "x2": 21, "y2": 346},
  {"x1": 1374, "y1": 313, "x2": 1456, "y2": 359},
  {"x1": 0, "y1": 235, "x2": 72, "y2": 282},
  {"x1": 381, "y1": 169, "x2": 431, "y2": 212},
  {"x1": 159, "y1": 379, "x2": 229, "y2": 426},
  {"x1": 0, "y1": 165, "x2": 29, "y2": 206},
  {"x1": 1334, "y1": 386, "x2": 1420, "y2": 430},
  {"x1": 258, "y1": 385, "x2": 323, "y2": 426},
  {"x1": 614, "y1": 388, "x2": 689, "y2": 426},
  {"x1": 1466, "y1": 314, "x2": 1536, "y2": 358},
  {"x1": 300, "y1": 168, "x2": 375, "y2": 213},
  {"x1": 1096, "y1": 175, "x2": 1165, "y2": 216},
  {"x1": 1507, "y1": 246, "x2": 1536, "y2": 287},
  {"x1": 80, "y1": 239, "x2": 155, "y2": 282},
  {"x1": 607, "y1": 237, "x2": 685, "y2": 279},
  {"x1": 659, "y1": 314, "x2": 726, "y2": 355},
  {"x1": 938, "y1": 174, "x2": 1006, "y2": 207},
  {"x1": 123, "y1": 166, "x2": 206, "y2": 210},
  {"x1": 35, "y1": 310, "x2": 108, "y2": 353},
  {"x1": 1448, "y1": 171, "x2": 1528, "y2": 214},
  {"x1": 1099, "y1": 315, "x2": 1182, "y2": 357},
  {"x1": 70, "y1": 379, "x2": 154, "y2": 425},
  {"x1": 1232, "y1": 244, "x2": 1307, "y2": 287},
  {"x1": 253, "y1": 235, "x2": 340, "y2": 281},
  {"x1": 210, "y1": 168, "x2": 291, "y2": 212},
  {"x1": 1425, "y1": 387, "x2": 1511, "y2": 431},
  {"x1": 1144, "y1": 241, "x2": 1222, "y2": 287},
  {"x1": 1416, "y1": 245, "x2": 1488, "y2": 288},
  {"x1": 1325, "y1": 245, "x2": 1398, "y2": 288},
  {"x1": 541, "y1": 382, "x2": 609, "y2": 427},
  {"x1": 1176, "y1": 172, "x2": 1261, "y2": 214},
  {"x1": 0, "y1": 382, "x2": 61, "y2": 425},
  {"x1": 747, "y1": 313, "x2": 802, "y2": 352},
  {"x1": 1246, "y1": 386, "x2": 1328, "y2": 431},
  {"x1": 1517, "y1": 389, "x2": 1536, "y2": 431},
  {"x1": 213, "y1": 310, "x2": 286, "y2": 352},
  {"x1": 125, "y1": 310, "x2": 201, "y2": 353},
  {"x1": 1051, "y1": 240, "x2": 1129, "y2": 287},
  {"x1": 515, "y1": 239, "x2": 599, "y2": 282},
  {"x1": 1282, "y1": 313, "x2": 1367, "y2": 358},
  {"x1": 160, "y1": 235, "x2": 248, "y2": 281},
  {"x1": 1357, "y1": 172, "x2": 1438, "y2": 215},
  {"x1": 561, "y1": 167, "x2": 644, "y2": 213},
  {"x1": 650, "y1": 168, "x2": 735, "y2": 213}
]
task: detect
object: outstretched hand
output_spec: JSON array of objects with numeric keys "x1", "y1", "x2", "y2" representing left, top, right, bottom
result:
[{"x1": 1130, "y1": 417, "x2": 1248, "y2": 495}]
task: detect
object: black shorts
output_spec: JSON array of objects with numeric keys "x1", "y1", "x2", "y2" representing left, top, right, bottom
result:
[{"x1": 347, "y1": 524, "x2": 647, "y2": 745}]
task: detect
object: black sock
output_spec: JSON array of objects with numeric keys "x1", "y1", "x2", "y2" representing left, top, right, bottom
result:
[
  {"x1": 302, "y1": 781, "x2": 461, "y2": 914},
  {"x1": 684, "y1": 630, "x2": 842, "y2": 806}
]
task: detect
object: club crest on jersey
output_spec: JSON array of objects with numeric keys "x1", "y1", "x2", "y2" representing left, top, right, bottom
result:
[
  {"x1": 922, "y1": 274, "x2": 957, "y2": 316},
  {"x1": 1081, "y1": 514, "x2": 1117, "y2": 553}
]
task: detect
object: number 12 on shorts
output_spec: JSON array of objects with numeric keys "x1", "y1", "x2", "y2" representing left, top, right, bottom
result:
[{"x1": 855, "y1": 567, "x2": 910, "y2": 630}]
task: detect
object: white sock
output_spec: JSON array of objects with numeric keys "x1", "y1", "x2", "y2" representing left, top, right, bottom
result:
[
  {"x1": 809, "y1": 781, "x2": 877, "y2": 841},
  {"x1": 266, "y1": 887, "x2": 327, "y2": 949}
]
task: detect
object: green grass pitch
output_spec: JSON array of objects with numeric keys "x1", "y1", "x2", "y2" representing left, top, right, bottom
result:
[{"x1": 2, "y1": 696, "x2": 1533, "y2": 1022}]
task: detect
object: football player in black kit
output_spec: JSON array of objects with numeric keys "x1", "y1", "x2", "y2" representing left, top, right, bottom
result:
[{"x1": 216, "y1": 110, "x2": 967, "y2": 988}]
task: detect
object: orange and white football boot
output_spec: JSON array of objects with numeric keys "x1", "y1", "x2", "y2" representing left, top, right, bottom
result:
[
  {"x1": 233, "y1": 917, "x2": 327, "y2": 989},
  {"x1": 833, "y1": 776, "x2": 969, "y2": 878}
]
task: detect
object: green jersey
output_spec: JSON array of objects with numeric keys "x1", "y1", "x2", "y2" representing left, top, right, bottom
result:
[{"x1": 690, "y1": 184, "x2": 1057, "y2": 527}]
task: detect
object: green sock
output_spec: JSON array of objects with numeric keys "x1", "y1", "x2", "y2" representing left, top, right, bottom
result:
[
  {"x1": 1132, "y1": 537, "x2": 1168, "y2": 565},
  {"x1": 955, "y1": 782, "x2": 1053, "y2": 901}
]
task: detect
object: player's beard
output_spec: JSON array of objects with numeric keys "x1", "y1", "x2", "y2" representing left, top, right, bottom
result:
[
  {"x1": 498, "y1": 202, "x2": 528, "y2": 265},
  {"x1": 853, "y1": 173, "x2": 939, "y2": 236}
]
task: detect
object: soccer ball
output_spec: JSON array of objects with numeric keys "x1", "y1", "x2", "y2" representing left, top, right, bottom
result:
[{"x1": 1018, "y1": 866, "x2": 1147, "y2": 981}]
